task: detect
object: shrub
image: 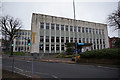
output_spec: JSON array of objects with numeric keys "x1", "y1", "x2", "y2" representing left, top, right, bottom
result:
[{"x1": 80, "y1": 48, "x2": 120, "y2": 59}]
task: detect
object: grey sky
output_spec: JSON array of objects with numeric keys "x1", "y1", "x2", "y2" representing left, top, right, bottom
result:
[{"x1": 1, "y1": 0, "x2": 119, "y2": 37}]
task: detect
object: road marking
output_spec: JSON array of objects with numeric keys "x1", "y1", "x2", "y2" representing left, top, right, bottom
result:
[
  {"x1": 14, "y1": 67, "x2": 24, "y2": 71},
  {"x1": 97, "y1": 66, "x2": 119, "y2": 70},
  {"x1": 26, "y1": 61, "x2": 31, "y2": 63}
]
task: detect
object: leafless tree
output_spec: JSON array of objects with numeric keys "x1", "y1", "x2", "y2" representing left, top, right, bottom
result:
[
  {"x1": 0, "y1": 15, "x2": 22, "y2": 54},
  {"x1": 107, "y1": 8, "x2": 120, "y2": 30}
]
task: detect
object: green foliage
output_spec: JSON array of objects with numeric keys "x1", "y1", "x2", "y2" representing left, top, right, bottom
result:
[
  {"x1": 80, "y1": 48, "x2": 120, "y2": 59},
  {"x1": 5, "y1": 52, "x2": 25, "y2": 55},
  {"x1": 56, "y1": 53, "x2": 74, "y2": 58},
  {"x1": 65, "y1": 42, "x2": 75, "y2": 55}
]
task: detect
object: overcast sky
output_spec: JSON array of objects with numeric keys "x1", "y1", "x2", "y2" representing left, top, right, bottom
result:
[{"x1": 1, "y1": 0, "x2": 120, "y2": 37}]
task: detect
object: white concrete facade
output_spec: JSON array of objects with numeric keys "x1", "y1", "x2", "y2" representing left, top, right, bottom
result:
[{"x1": 31, "y1": 13, "x2": 109, "y2": 53}]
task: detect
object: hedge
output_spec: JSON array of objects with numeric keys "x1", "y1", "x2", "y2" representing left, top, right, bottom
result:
[{"x1": 80, "y1": 48, "x2": 120, "y2": 59}]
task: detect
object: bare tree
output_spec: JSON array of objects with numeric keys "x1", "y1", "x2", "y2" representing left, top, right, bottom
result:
[
  {"x1": 107, "y1": 8, "x2": 120, "y2": 30},
  {"x1": 0, "y1": 15, "x2": 22, "y2": 54}
]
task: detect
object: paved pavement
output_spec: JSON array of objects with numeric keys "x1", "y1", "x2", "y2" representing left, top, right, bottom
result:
[{"x1": 2, "y1": 56, "x2": 120, "y2": 79}]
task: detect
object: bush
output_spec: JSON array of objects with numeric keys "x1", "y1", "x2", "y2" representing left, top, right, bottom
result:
[
  {"x1": 80, "y1": 48, "x2": 120, "y2": 59},
  {"x1": 56, "y1": 53, "x2": 74, "y2": 58}
]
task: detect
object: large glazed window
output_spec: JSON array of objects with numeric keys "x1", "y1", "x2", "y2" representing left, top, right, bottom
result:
[{"x1": 40, "y1": 22, "x2": 44, "y2": 28}]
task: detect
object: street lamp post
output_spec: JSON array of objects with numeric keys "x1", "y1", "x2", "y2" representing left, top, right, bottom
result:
[{"x1": 73, "y1": 0, "x2": 77, "y2": 63}]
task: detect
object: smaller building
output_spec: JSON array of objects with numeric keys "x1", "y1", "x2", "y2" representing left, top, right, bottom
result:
[
  {"x1": 13, "y1": 30, "x2": 31, "y2": 52},
  {"x1": 109, "y1": 37, "x2": 120, "y2": 48}
]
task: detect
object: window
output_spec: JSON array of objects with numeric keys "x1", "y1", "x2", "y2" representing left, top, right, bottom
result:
[
  {"x1": 61, "y1": 37, "x2": 64, "y2": 42},
  {"x1": 28, "y1": 32, "x2": 30, "y2": 35},
  {"x1": 74, "y1": 26, "x2": 76, "y2": 32},
  {"x1": 70, "y1": 37, "x2": 73, "y2": 42},
  {"x1": 94, "y1": 45, "x2": 96, "y2": 50},
  {"x1": 46, "y1": 44, "x2": 49, "y2": 50},
  {"x1": 97, "y1": 45, "x2": 99, "y2": 50},
  {"x1": 97, "y1": 39, "x2": 99, "y2": 44},
  {"x1": 40, "y1": 36, "x2": 44, "y2": 42},
  {"x1": 22, "y1": 41, "x2": 24, "y2": 45},
  {"x1": 51, "y1": 24, "x2": 54, "y2": 29},
  {"x1": 40, "y1": 44, "x2": 43, "y2": 50},
  {"x1": 90, "y1": 38, "x2": 92, "y2": 43},
  {"x1": 25, "y1": 32, "x2": 27, "y2": 35},
  {"x1": 56, "y1": 24, "x2": 59, "y2": 30},
  {"x1": 74, "y1": 38, "x2": 77, "y2": 42},
  {"x1": 51, "y1": 45, "x2": 54, "y2": 50},
  {"x1": 78, "y1": 27, "x2": 81, "y2": 32},
  {"x1": 94, "y1": 39, "x2": 95, "y2": 44},
  {"x1": 86, "y1": 28, "x2": 88, "y2": 33},
  {"x1": 100, "y1": 39, "x2": 102, "y2": 44},
  {"x1": 79, "y1": 38, "x2": 81, "y2": 43},
  {"x1": 82, "y1": 27, "x2": 84, "y2": 33},
  {"x1": 56, "y1": 45, "x2": 59, "y2": 50},
  {"x1": 65, "y1": 25, "x2": 68, "y2": 31},
  {"x1": 16, "y1": 41, "x2": 18, "y2": 45},
  {"x1": 40, "y1": 22, "x2": 44, "y2": 28},
  {"x1": 21, "y1": 47, "x2": 23, "y2": 50},
  {"x1": 96, "y1": 29, "x2": 98, "y2": 34},
  {"x1": 66, "y1": 37, "x2": 69, "y2": 42},
  {"x1": 103, "y1": 45, "x2": 105, "y2": 48},
  {"x1": 89, "y1": 28, "x2": 91, "y2": 33},
  {"x1": 70, "y1": 26, "x2": 73, "y2": 31},
  {"x1": 61, "y1": 25, "x2": 64, "y2": 30},
  {"x1": 22, "y1": 32, "x2": 24, "y2": 35},
  {"x1": 19, "y1": 32, "x2": 21, "y2": 35},
  {"x1": 99, "y1": 29, "x2": 101, "y2": 34},
  {"x1": 46, "y1": 36, "x2": 49, "y2": 42},
  {"x1": 46, "y1": 23, "x2": 49, "y2": 29},
  {"x1": 61, "y1": 45, "x2": 64, "y2": 50},
  {"x1": 15, "y1": 47, "x2": 17, "y2": 51},
  {"x1": 22, "y1": 36, "x2": 24, "y2": 40},
  {"x1": 102, "y1": 29, "x2": 104, "y2": 34},
  {"x1": 19, "y1": 41, "x2": 21, "y2": 45},
  {"x1": 83, "y1": 38, "x2": 85, "y2": 43},
  {"x1": 93, "y1": 29, "x2": 95, "y2": 34},
  {"x1": 56, "y1": 37, "x2": 59, "y2": 42},
  {"x1": 51, "y1": 36, "x2": 54, "y2": 42},
  {"x1": 19, "y1": 37, "x2": 21, "y2": 40},
  {"x1": 86, "y1": 38, "x2": 89, "y2": 43}
]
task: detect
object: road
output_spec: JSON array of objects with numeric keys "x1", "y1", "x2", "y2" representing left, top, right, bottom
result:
[{"x1": 2, "y1": 57, "x2": 120, "y2": 79}]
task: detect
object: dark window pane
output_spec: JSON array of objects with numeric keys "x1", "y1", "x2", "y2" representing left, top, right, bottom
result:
[
  {"x1": 65, "y1": 25, "x2": 68, "y2": 31},
  {"x1": 51, "y1": 23, "x2": 54, "y2": 29},
  {"x1": 46, "y1": 36, "x2": 49, "y2": 42},
  {"x1": 56, "y1": 24, "x2": 59, "y2": 30},
  {"x1": 51, "y1": 36, "x2": 54, "y2": 42},
  {"x1": 56, "y1": 37, "x2": 59, "y2": 42},
  {"x1": 61, "y1": 25, "x2": 64, "y2": 30},
  {"x1": 40, "y1": 36, "x2": 44, "y2": 42},
  {"x1": 70, "y1": 26, "x2": 73, "y2": 31},
  {"x1": 40, "y1": 22, "x2": 44, "y2": 28},
  {"x1": 46, "y1": 23, "x2": 49, "y2": 29}
]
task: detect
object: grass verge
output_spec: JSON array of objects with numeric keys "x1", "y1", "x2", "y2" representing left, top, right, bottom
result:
[{"x1": 2, "y1": 69, "x2": 29, "y2": 79}]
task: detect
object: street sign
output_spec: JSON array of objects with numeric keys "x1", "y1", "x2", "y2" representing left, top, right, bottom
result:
[{"x1": 78, "y1": 43, "x2": 84, "y2": 45}]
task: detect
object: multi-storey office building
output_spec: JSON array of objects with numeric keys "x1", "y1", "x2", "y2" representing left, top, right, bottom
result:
[
  {"x1": 31, "y1": 13, "x2": 109, "y2": 54},
  {"x1": 13, "y1": 30, "x2": 31, "y2": 52}
]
